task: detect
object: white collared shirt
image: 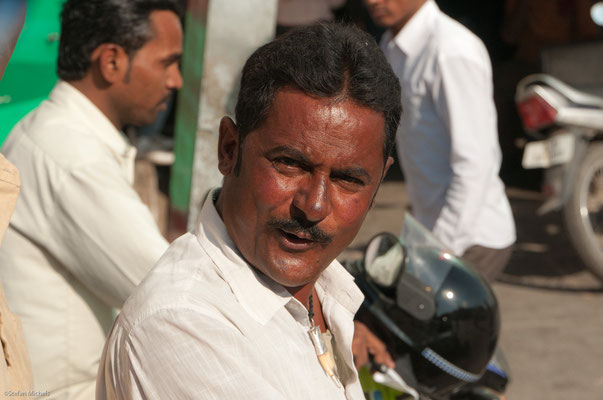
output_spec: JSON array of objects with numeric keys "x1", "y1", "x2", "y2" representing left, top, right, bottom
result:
[
  {"x1": 382, "y1": 0, "x2": 515, "y2": 255},
  {"x1": 0, "y1": 81, "x2": 169, "y2": 399},
  {"x1": 97, "y1": 192, "x2": 366, "y2": 400}
]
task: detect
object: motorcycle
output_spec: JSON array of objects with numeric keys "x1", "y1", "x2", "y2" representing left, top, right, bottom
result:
[
  {"x1": 344, "y1": 213, "x2": 509, "y2": 400},
  {"x1": 516, "y1": 73, "x2": 603, "y2": 281}
]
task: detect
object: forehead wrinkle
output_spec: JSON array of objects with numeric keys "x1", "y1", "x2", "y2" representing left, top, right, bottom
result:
[{"x1": 309, "y1": 102, "x2": 363, "y2": 144}]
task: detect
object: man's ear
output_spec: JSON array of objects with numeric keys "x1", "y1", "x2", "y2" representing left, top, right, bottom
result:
[
  {"x1": 383, "y1": 156, "x2": 394, "y2": 178},
  {"x1": 91, "y1": 43, "x2": 129, "y2": 84},
  {"x1": 218, "y1": 116, "x2": 240, "y2": 176},
  {"x1": 370, "y1": 156, "x2": 395, "y2": 209}
]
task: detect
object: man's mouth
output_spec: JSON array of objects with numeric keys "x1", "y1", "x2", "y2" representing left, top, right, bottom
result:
[
  {"x1": 277, "y1": 229, "x2": 318, "y2": 251},
  {"x1": 368, "y1": 6, "x2": 389, "y2": 20},
  {"x1": 268, "y1": 218, "x2": 333, "y2": 245},
  {"x1": 281, "y1": 229, "x2": 315, "y2": 243},
  {"x1": 157, "y1": 95, "x2": 171, "y2": 109}
]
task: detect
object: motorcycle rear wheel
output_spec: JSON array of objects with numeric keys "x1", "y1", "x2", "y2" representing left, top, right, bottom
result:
[{"x1": 564, "y1": 143, "x2": 603, "y2": 282}]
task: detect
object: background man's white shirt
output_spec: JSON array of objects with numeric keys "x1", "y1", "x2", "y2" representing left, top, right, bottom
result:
[
  {"x1": 0, "y1": 81, "x2": 168, "y2": 399},
  {"x1": 382, "y1": 0, "x2": 515, "y2": 255}
]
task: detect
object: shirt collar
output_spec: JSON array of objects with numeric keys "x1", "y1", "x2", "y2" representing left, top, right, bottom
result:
[
  {"x1": 382, "y1": 0, "x2": 437, "y2": 58},
  {"x1": 49, "y1": 81, "x2": 134, "y2": 161},
  {"x1": 194, "y1": 189, "x2": 364, "y2": 325}
]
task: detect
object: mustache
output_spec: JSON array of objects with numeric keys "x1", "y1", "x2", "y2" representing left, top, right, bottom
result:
[{"x1": 268, "y1": 218, "x2": 333, "y2": 244}]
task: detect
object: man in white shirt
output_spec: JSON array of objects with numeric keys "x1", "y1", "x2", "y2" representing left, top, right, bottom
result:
[
  {"x1": 97, "y1": 23, "x2": 402, "y2": 399},
  {"x1": 364, "y1": 0, "x2": 516, "y2": 281},
  {"x1": 0, "y1": 0, "x2": 182, "y2": 397}
]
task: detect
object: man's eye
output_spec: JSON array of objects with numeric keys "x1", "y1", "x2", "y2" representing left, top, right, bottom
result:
[
  {"x1": 342, "y1": 176, "x2": 363, "y2": 185},
  {"x1": 275, "y1": 157, "x2": 299, "y2": 167},
  {"x1": 333, "y1": 174, "x2": 364, "y2": 186}
]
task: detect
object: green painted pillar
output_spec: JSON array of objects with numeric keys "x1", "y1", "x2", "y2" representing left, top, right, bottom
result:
[
  {"x1": 170, "y1": 0, "x2": 277, "y2": 233},
  {"x1": 170, "y1": 0, "x2": 209, "y2": 226}
]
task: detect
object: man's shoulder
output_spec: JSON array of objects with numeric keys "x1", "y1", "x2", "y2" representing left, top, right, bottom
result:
[
  {"x1": 2, "y1": 99, "x2": 113, "y2": 170},
  {"x1": 431, "y1": 9, "x2": 488, "y2": 62},
  {"x1": 117, "y1": 232, "x2": 241, "y2": 333}
]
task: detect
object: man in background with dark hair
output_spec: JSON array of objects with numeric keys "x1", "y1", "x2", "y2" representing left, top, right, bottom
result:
[
  {"x1": 0, "y1": 0, "x2": 182, "y2": 397},
  {"x1": 98, "y1": 22, "x2": 401, "y2": 399}
]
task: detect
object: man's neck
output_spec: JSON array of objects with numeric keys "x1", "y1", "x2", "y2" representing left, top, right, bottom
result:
[
  {"x1": 289, "y1": 283, "x2": 328, "y2": 332},
  {"x1": 287, "y1": 282, "x2": 316, "y2": 308},
  {"x1": 68, "y1": 78, "x2": 124, "y2": 131},
  {"x1": 390, "y1": 0, "x2": 428, "y2": 36}
]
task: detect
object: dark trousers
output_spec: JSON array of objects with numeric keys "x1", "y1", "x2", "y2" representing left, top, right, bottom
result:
[{"x1": 462, "y1": 244, "x2": 513, "y2": 283}]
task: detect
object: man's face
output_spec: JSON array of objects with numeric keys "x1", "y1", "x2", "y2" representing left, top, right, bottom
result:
[
  {"x1": 364, "y1": 0, "x2": 427, "y2": 33},
  {"x1": 218, "y1": 89, "x2": 392, "y2": 289},
  {"x1": 115, "y1": 10, "x2": 183, "y2": 126}
]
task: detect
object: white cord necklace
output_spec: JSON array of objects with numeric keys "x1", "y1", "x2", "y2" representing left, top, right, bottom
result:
[{"x1": 307, "y1": 292, "x2": 342, "y2": 388}]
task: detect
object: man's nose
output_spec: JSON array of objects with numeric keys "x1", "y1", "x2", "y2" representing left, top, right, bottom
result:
[
  {"x1": 292, "y1": 175, "x2": 332, "y2": 224},
  {"x1": 168, "y1": 66, "x2": 183, "y2": 90}
]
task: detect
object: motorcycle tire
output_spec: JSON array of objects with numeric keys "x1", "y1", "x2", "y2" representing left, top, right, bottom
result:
[{"x1": 563, "y1": 143, "x2": 603, "y2": 282}]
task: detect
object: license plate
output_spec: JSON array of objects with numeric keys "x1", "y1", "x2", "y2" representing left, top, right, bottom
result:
[{"x1": 522, "y1": 133, "x2": 575, "y2": 169}]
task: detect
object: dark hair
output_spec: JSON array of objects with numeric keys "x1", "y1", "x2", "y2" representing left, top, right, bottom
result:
[
  {"x1": 235, "y1": 22, "x2": 402, "y2": 166},
  {"x1": 57, "y1": 0, "x2": 181, "y2": 81}
]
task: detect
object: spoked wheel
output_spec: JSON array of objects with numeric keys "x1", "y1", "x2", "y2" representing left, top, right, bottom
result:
[{"x1": 564, "y1": 143, "x2": 603, "y2": 282}]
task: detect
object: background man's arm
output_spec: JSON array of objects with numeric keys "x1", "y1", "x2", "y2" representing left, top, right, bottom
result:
[
  {"x1": 47, "y1": 160, "x2": 169, "y2": 307},
  {"x1": 430, "y1": 52, "x2": 500, "y2": 255}
]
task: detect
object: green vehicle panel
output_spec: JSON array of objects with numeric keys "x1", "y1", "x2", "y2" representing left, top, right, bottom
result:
[{"x1": 0, "y1": 0, "x2": 64, "y2": 145}]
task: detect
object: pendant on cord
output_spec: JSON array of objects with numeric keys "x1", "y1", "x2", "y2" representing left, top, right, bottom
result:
[{"x1": 307, "y1": 292, "x2": 342, "y2": 388}]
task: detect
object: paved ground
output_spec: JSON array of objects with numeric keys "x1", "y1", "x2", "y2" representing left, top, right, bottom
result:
[{"x1": 339, "y1": 178, "x2": 603, "y2": 400}]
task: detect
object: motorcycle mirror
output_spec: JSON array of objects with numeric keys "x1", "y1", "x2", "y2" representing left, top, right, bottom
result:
[
  {"x1": 363, "y1": 232, "x2": 407, "y2": 288},
  {"x1": 591, "y1": 2, "x2": 603, "y2": 26}
]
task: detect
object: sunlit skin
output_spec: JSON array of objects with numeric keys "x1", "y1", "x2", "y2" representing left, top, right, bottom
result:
[
  {"x1": 364, "y1": 0, "x2": 427, "y2": 35},
  {"x1": 216, "y1": 89, "x2": 393, "y2": 317}
]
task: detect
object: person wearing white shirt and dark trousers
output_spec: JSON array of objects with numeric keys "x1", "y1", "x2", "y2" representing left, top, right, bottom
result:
[{"x1": 364, "y1": 0, "x2": 516, "y2": 282}]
